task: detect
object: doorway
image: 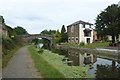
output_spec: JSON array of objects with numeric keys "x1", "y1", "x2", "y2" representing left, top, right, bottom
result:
[{"x1": 86, "y1": 38, "x2": 90, "y2": 44}]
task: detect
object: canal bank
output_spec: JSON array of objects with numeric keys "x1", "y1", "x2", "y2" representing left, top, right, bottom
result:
[
  {"x1": 55, "y1": 45, "x2": 120, "y2": 62},
  {"x1": 53, "y1": 44, "x2": 120, "y2": 78},
  {"x1": 28, "y1": 45, "x2": 90, "y2": 78}
]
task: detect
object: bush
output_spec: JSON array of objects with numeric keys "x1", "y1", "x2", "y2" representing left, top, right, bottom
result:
[
  {"x1": 80, "y1": 42, "x2": 85, "y2": 46},
  {"x1": 38, "y1": 49, "x2": 43, "y2": 54}
]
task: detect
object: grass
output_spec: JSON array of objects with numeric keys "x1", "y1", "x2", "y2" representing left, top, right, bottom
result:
[
  {"x1": 28, "y1": 46, "x2": 65, "y2": 78},
  {"x1": 80, "y1": 42, "x2": 110, "y2": 49},
  {"x1": 63, "y1": 42, "x2": 110, "y2": 49},
  {"x1": 28, "y1": 46, "x2": 89, "y2": 78}
]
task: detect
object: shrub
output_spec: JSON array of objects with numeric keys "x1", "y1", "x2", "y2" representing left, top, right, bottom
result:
[
  {"x1": 38, "y1": 48, "x2": 43, "y2": 54},
  {"x1": 80, "y1": 42, "x2": 85, "y2": 46}
]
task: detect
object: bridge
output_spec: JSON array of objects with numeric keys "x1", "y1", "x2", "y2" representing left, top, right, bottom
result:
[{"x1": 18, "y1": 34, "x2": 54, "y2": 48}]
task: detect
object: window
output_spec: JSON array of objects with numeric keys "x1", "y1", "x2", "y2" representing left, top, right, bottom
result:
[
  {"x1": 68, "y1": 37, "x2": 71, "y2": 41},
  {"x1": 76, "y1": 37, "x2": 79, "y2": 41},
  {"x1": 71, "y1": 26, "x2": 74, "y2": 33},
  {"x1": 84, "y1": 32, "x2": 91, "y2": 37},
  {"x1": 83, "y1": 24, "x2": 85, "y2": 28},
  {"x1": 84, "y1": 29, "x2": 91, "y2": 37},
  {"x1": 72, "y1": 37, "x2": 74, "y2": 41}
]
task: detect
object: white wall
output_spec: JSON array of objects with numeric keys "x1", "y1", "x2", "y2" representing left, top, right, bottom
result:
[
  {"x1": 118, "y1": 1, "x2": 120, "y2": 6},
  {"x1": 79, "y1": 24, "x2": 93, "y2": 44}
]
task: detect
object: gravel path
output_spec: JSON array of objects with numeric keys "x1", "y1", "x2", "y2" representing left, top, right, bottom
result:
[{"x1": 2, "y1": 46, "x2": 41, "y2": 78}]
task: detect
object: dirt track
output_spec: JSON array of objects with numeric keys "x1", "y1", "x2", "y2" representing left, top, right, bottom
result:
[{"x1": 2, "y1": 46, "x2": 41, "y2": 78}]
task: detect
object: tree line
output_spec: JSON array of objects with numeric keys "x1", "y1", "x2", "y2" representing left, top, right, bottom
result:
[
  {"x1": 40, "y1": 25, "x2": 68, "y2": 44},
  {"x1": 0, "y1": 16, "x2": 28, "y2": 55},
  {"x1": 95, "y1": 4, "x2": 120, "y2": 43}
]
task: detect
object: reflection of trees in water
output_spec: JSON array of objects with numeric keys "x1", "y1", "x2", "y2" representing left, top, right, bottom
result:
[{"x1": 96, "y1": 62, "x2": 120, "y2": 78}]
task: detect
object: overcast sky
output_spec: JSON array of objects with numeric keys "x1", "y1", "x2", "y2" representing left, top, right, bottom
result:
[{"x1": 0, "y1": 0, "x2": 119, "y2": 34}]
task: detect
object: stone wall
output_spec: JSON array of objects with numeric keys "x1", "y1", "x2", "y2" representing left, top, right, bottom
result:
[{"x1": 67, "y1": 24, "x2": 79, "y2": 44}]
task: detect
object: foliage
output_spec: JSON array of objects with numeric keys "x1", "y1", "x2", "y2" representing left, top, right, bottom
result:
[
  {"x1": 96, "y1": 64, "x2": 120, "y2": 78},
  {"x1": 31, "y1": 38, "x2": 40, "y2": 45},
  {"x1": 5, "y1": 25, "x2": 14, "y2": 37},
  {"x1": 80, "y1": 42, "x2": 85, "y2": 46},
  {"x1": 41, "y1": 29, "x2": 56, "y2": 35},
  {"x1": 40, "y1": 29, "x2": 56, "y2": 48},
  {"x1": 54, "y1": 30, "x2": 61, "y2": 44},
  {"x1": 38, "y1": 48, "x2": 44, "y2": 54},
  {"x1": 2, "y1": 16, "x2": 28, "y2": 68},
  {"x1": 95, "y1": 4, "x2": 120, "y2": 43},
  {"x1": 61, "y1": 25, "x2": 68, "y2": 42},
  {"x1": 14, "y1": 26, "x2": 28, "y2": 35},
  {"x1": 28, "y1": 46, "x2": 89, "y2": 78}
]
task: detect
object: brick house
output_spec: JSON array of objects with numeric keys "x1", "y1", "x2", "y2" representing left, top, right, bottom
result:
[{"x1": 67, "y1": 20, "x2": 94, "y2": 44}]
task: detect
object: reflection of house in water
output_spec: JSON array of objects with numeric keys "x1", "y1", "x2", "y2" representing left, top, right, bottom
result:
[{"x1": 67, "y1": 50, "x2": 97, "y2": 66}]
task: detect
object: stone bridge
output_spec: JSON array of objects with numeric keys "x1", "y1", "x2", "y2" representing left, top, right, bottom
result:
[{"x1": 18, "y1": 34, "x2": 54, "y2": 47}]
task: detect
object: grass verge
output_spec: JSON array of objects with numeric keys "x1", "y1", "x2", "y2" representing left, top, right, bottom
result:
[
  {"x1": 63, "y1": 42, "x2": 110, "y2": 49},
  {"x1": 28, "y1": 46, "x2": 89, "y2": 78},
  {"x1": 2, "y1": 47, "x2": 20, "y2": 68}
]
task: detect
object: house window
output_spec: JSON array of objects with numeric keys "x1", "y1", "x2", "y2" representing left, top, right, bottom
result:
[
  {"x1": 68, "y1": 37, "x2": 71, "y2": 41},
  {"x1": 72, "y1": 37, "x2": 74, "y2": 41},
  {"x1": 76, "y1": 37, "x2": 79, "y2": 41},
  {"x1": 71, "y1": 26, "x2": 74, "y2": 33},
  {"x1": 83, "y1": 24, "x2": 85, "y2": 28},
  {"x1": 89, "y1": 25, "x2": 91, "y2": 28},
  {"x1": 84, "y1": 32, "x2": 91, "y2": 37},
  {"x1": 84, "y1": 29, "x2": 91, "y2": 37}
]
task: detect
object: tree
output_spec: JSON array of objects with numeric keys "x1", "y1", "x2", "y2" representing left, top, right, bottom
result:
[
  {"x1": 14, "y1": 26, "x2": 28, "y2": 35},
  {"x1": 5, "y1": 25, "x2": 14, "y2": 37},
  {"x1": 61, "y1": 25, "x2": 68, "y2": 42},
  {"x1": 41, "y1": 29, "x2": 56, "y2": 35},
  {"x1": 54, "y1": 30, "x2": 61, "y2": 44},
  {"x1": 95, "y1": 4, "x2": 120, "y2": 43}
]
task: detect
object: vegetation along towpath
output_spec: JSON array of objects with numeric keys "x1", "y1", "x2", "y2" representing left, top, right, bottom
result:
[{"x1": 2, "y1": 46, "x2": 41, "y2": 78}]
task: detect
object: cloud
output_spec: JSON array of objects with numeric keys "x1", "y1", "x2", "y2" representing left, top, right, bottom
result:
[{"x1": 0, "y1": 0, "x2": 119, "y2": 34}]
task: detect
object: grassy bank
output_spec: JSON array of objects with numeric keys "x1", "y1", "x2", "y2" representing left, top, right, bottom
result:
[
  {"x1": 2, "y1": 47, "x2": 20, "y2": 68},
  {"x1": 63, "y1": 42, "x2": 110, "y2": 49},
  {"x1": 28, "y1": 46, "x2": 89, "y2": 78}
]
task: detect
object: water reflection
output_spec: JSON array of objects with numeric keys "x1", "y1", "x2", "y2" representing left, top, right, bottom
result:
[
  {"x1": 67, "y1": 50, "x2": 97, "y2": 66},
  {"x1": 52, "y1": 49, "x2": 120, "y2": 78},
  {"x1": 95, "y1": 63, "x2": 120, "y2": 78}
]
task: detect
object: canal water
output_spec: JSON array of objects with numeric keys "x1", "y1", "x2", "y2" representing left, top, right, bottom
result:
[
  {"x1": 52, "y1": 49, "x2": 120, "y2": 78},
  {"x1": 38, "y1": 43, "x2": 120, "y2": 78}
]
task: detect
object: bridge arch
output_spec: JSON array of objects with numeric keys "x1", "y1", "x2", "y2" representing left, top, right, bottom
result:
[{"x1": 18, "y1": 34, "x2": 54, "y2": 48}]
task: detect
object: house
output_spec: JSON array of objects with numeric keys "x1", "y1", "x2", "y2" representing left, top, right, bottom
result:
[
  {"x1": 0, "y1": 16, "x2": 8, "y2": 38},
  {"x1": 118, "y1": 1, "x2": 120, "y2": 6},
  {"x1": 67, "y1": 20, "x2": 94, "y2": 44}
]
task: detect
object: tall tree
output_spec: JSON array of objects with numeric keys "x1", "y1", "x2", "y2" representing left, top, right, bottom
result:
[
  {"x1": 95, "y1": 4, "x2": 120, "y2": 43},
  {"x1": 54, "y1": 30, "x2": 61, "y2": 44},
  {"x1": 61, "y1": 25, "x2": 68, "y2": 42}
]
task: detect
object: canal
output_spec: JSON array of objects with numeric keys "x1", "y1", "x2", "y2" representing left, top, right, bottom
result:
[
  {"x1": 38, "y1": 43, "x2": 120, "y2": 78},
  {"x1": 52, "y1": 48, "x2": 120, "y2": 78}
]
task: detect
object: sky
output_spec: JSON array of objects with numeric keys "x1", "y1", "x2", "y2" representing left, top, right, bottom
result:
[{"x1": 0, "y1": 0, "x2": 119, "y2": 34}]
